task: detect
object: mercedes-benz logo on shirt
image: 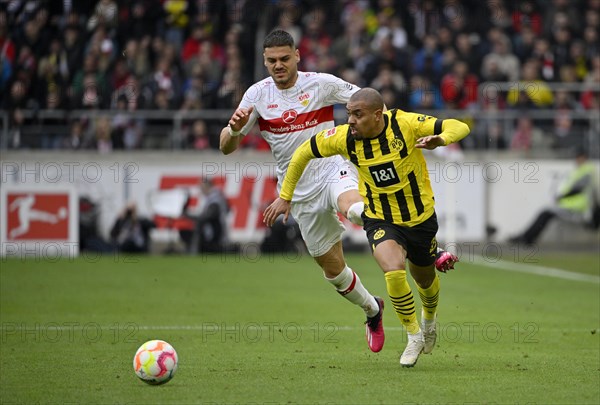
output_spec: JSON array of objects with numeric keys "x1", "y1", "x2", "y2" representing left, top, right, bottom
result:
[{"x1": 282, "y1": 109, "x2": 297, "y2": 124}]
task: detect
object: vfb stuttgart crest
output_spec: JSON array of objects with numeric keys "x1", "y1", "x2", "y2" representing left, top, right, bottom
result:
[{"x1": 282, "y1": 109, "x2": 297, "y2": 124}]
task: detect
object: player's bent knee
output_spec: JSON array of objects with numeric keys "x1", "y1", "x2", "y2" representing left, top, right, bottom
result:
[
  {"x1": 337, "y1": 190, "x2": 361, "y2": 215},
  {"x1": 346, "y1": 201, "x2": 364, "y2": 226}
]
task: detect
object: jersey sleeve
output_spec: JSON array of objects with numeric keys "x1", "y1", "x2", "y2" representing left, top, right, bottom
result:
[
  {"x1": 403, "y1": 112, "x2": 469, "y2": 145},
  {"x1": 403, "y1": 112, "x2": 442, "y2": 139},
  {"x1": 279, "y1": 125, "x2": 348, "y2": 200},
  {"x1": 236, "y1": 85, "x2": 261, "y2": 136},
  {"x1": 319, "y1": 73, "x2": 360, "y2": 105}
]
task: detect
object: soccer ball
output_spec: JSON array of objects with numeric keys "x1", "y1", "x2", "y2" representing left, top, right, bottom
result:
[{"x1": 133, "y1": 340, "x2": 178, "y2": 385}]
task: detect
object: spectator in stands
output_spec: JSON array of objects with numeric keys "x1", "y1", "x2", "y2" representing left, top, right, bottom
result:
[
  {"x1": 552, "y1": 26, "x2": 573, "y2": 78},
  {"x1": 409, "y1": 0, "x2": 442, "y2": 41},
  {"x1": 110, "y1": 201, "x2": 156, "y2": 253},
  {"x1": 180, "y1": 65, "x2": 211, "y2": 110},
  {"x1": 373, "y1": 31, "x2": 411, "y2": 81},
  {"x1": 181, "y1": 25, "x2": 206, "y2": 64},
  {"x1": 15, "y1": 16, "x2": 48, "y2": 58},
  {"x1": 481, "y1": 58, "x2": 509, "y2": 82},
  {"x1": 484, "y1": 0, "x2": 512, "y2": 31},
  {"x1": 186, "y1": 119, "x2": 210, "y2": 150},
  {"x1": 330, "y1": 13, "x2": 369, "y2": 74},
  {"x1": 216, "y1": 55, "x2": 245, "y2": 109},
  {"x1": 481, "y1": 33, "x2": 520, "y2": 82},
  {"x1": 569, "y1": 40, "x2": 589, "y2": 81},
  {"x1": 182, "y1": 177, "x2": 230, "y2": 254},
  {"x1": 112, "y1": 95, "x2": 143, "y2": 149},
  {"x1": 583, "y1": 26, "x2": 599, "y2": 61},
  {"x1": 513, "y1": 26, "x2": 537, "y2": 64},
  {"x1": 0, "y1": 14, "x2": 15, "y2": 95},
  {"x1": 471, "y1": 83, "x2": 507, "y2": 149},
  {"x1": 370, "y1": 63, "x2": 405, "y2": 106},
  {"x1": 509, "y1": 116, "x2": 550, "y2": 152},
  {"x1": 298, "y1": 8, "x2": 332, "y2": 72},
  {"x1": 87, "y1": 0, "x2": 118, "y2": 33},
  {"x1": 558, "y1": 64, "x2": 578, "y2": 83},
  {"x1": 274, "y1": 5, "x2": 302, "y2": 47},
  {"x1": 436, "y1": 26, "x2": 454, "y2": 51},
  {"x1": 71, "y1": 54, "x2": 107, "y2": 109},
  {"x1": 7, "y1": 107, "x2": 24, "y2": 149},
  {"x1": 91, "y1": 116, "x2": 113, "y2": 153},
  {"x1": 63, "y1": 24, "x2": 84, "y2": 81},
  {"x1": 184, "y1": 40, "x2": 222, "y2": 97},
  {"x1": 440, "y1": 60, "x2": 479, "y2": 109},
  {"x1": 87, "y1": 26, "x2": 116, "y2": 76},
  {"x1": 162, "y1": 0, "x2": 189, "y2": 52},
  {"x1": 507, "y1": 60, "x2": 554, "y2": 108},
  {"x1": 455, "y1": 32, "x2": 481, "y2": 75},
  {"x1": 551, "y1": 89, "x2": 586, "y2": 150},
  {"x1": 413, "y1": 34, "x2": 443, "y2": 84},
  {"x1": 372, "y1": 14, "x2": 407, "y2": 52},
  {"x1": 512, "y1": 0, "x2": 542, "y2": 35},
  {"x1": 543, "y1": 0, "x2": 580, "y2": 38},
  {"x1": 474, "y1": 120, "x2": 507, "y2": 150},
  {"x1": 14, "y1": 44, "x2": 37, "y2": 86},
  {"x1": 122, "y1": 38, "x2": 151, "y2": 79},
  {"x1": 531, "y1": 37, "x2": 556, "y2": 81},
  {"x1": 409, "y1": 75, "x2": 443, "y2": 109},
  {"x1": 39, "y1": 87, "x2": 67, "y2": 149},
  {"x1": 349, "y1": 43, "x2": 377, "y2": 86},
  {"x1": 120, "y1": 1, "x2": 158, "y2": 41},
  {"x1": 62, "y1": 120, "x2": 85, "y2": 150},
  {"x1": 508, "y1": 148, "x2": 600, "y2": 245}
]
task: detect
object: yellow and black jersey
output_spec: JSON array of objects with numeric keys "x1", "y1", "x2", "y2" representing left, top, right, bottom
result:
[{"x1": 280, "y1": 109, "x2": 469, "y2": 227}]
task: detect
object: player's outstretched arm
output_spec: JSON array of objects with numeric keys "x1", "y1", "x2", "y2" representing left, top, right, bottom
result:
[
  {"x1": 415, "y1": 119, "x2": 470, "y2": 150},
  {"x1": 219, "y1": 126, "x2": 241, "y2": 155},
  {"x1": 219, "y1": 106, "x2": 254, "y2": 155}
]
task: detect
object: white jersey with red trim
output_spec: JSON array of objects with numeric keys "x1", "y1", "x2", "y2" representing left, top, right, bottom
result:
[{"x1": 238, "y1": 72, "x2": 359, "y2": 202}]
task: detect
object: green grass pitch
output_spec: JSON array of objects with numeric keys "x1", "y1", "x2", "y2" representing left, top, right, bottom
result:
[{"x1": 1, "y1": 250, "x2": 599, "y2": 404}]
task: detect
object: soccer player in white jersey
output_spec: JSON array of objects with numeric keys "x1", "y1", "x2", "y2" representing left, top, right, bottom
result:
[{"x1": 219, "y1": 30, "x2": 386, "y2": 352}]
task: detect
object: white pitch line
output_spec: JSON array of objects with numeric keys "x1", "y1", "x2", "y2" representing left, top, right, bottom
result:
[
  {"x1": 1, "y1": 325, "x2": 598, "y2": 333},
  {"x1": 472, "y1": 256, "x2": 600, "y2": 284}
]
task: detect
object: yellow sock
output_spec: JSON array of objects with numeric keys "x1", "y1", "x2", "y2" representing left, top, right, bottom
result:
[
  {"x1": 385, "y1": 270, "x2": 419, "y2": 334},
  {"x1": 418, "y1": 274, "x2": 440, "y2": 321}
]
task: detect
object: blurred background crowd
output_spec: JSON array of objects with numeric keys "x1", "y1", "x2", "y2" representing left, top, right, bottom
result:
[{"x1": 0, "y1": 0, "x2": 598, "y2": 155}]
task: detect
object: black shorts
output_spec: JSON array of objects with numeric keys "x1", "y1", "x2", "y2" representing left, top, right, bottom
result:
[{"x1": 363, "y1": 212, "x2": 439, "y2": 267}]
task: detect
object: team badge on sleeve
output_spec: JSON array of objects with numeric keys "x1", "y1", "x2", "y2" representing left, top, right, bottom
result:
[{"x1": 323, "y1": 127, "x2": 338, "y2": 138}]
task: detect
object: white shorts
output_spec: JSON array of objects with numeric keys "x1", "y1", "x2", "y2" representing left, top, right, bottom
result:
[{"x1": 291, "y1": 162, "x2": 358, "y2": 257}]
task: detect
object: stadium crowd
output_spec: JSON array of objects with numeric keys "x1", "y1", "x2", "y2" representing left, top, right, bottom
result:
[{"x1": 0, "y1": 0, "x2": 598, "y2": 152}]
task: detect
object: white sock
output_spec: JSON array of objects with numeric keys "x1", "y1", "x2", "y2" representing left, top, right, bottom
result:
[
  {"x1": 326, "y1": 266, "x2": 379, "y2": 317},
  {"x1": 346, "y1": 201, "x2": 364, "y2": 226}
]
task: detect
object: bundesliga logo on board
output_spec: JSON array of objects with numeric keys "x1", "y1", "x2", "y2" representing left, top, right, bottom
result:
[{"x1": 0, "y1": 186, "x2": 79, "y2": 257}]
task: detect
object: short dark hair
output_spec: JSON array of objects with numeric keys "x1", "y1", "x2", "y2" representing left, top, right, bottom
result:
[
  {"x1": 263, "y1": 30, "x2": 295, "y2": 49},
  {"x1": 349, "y1": 88, "x2": 385, "y2": 111}
]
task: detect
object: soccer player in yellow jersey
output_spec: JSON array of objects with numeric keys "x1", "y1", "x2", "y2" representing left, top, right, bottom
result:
[{"x1": 264, "y1": 88, "x2": 470, "y2": 367}]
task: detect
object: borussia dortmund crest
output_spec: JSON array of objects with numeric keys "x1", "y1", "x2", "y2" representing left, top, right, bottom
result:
[
  {"x1": 374, "y1": 229, "x2": 386, "y2": 240},
  {"x1": 390, "y1": 138, "x2": 404, "y2": 150}
]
